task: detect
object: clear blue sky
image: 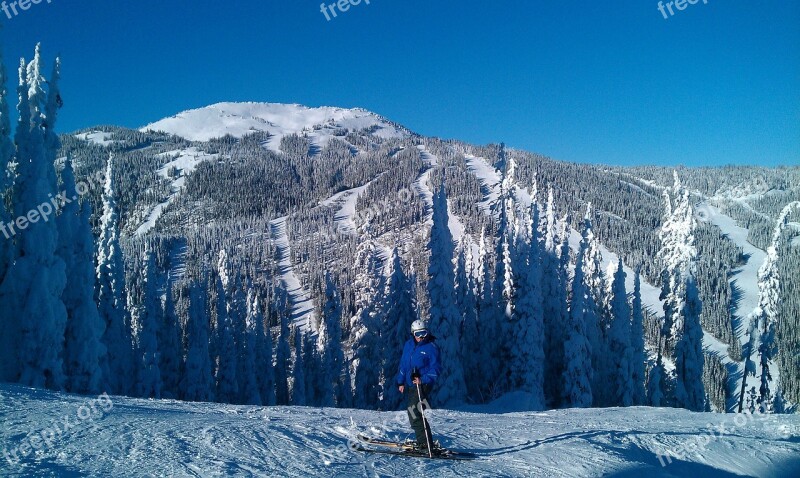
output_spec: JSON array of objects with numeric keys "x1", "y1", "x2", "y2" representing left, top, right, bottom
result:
[{"x1": 1, "y1": 0, "x2": 798, "y2": 167}]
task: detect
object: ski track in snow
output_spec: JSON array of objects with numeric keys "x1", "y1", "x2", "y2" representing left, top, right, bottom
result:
[
  {"x1": 269, "y1": 217, "x2": 317, "y2": 333},
  {"x1": 320, "y1": 175, "x2": 385, "y2": 237},
  {"x1": 696, "y1": 202, "x2": 770, "y2": 408},
  {"x1": 135, "y1": 148, "x2": 219, "y2": 236},
  {"x1": 414, "y1": 146, "x2": 468, "y2": 243},
  {"x1": 2, "y1": 384, "x2": 799, "y2": 477}
]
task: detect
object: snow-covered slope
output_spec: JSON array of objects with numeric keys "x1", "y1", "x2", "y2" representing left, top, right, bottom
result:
[
  {"x1": 1, "y1": 384, "x2": 799, "y2": 477},
  {"x1": 141, "y1": 102, "x2": 410, "y2": 147}
]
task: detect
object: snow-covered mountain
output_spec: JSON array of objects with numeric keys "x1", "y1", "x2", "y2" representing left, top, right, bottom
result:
[
  {"x1": 2, "y1": 383, "x2": 799, "y2": 477},
  {"x1": 141, "y1": 102, "x2": 410, "y2": 151},
  {"x1": 56, "y1": 101, "x2": 800, "y2": 417}
]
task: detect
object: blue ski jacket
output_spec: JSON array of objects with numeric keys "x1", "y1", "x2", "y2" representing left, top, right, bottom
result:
[{"x1": 396, "y1": 336, "x2": 441, "y2": 387}]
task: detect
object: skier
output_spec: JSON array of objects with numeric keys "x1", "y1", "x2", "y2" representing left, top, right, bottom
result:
[{"x1": 396, "y1": 319, "x2": 441, "y2": 453}]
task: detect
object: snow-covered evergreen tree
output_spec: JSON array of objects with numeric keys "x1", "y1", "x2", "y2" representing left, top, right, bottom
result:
[
  {"x1": 350, "y1": 242, "x2": 384, "y2": 409},
  {"x1": 562, "y1": 230, "x2": 593, "y2": 408},
  {"x1": 658, "y1": 172, "x2": 705, "y2": 411},
  {"x1": 135, "y1": 247, "x2": 162, "y2": 399},
  {"x1": 748, "y1": 202, "x2": 799, "y2": 411},
  {"x1": 274, "y1": 290, "x2": 292, "y2": 406},
  {"x1": 607, "y1": 257, "x2": 634, "y2": 406},
  {"x1": 674, "y1": 273, "x2": 705, "y2": 411},
  {"x1": 302, "y1": 331, "x2": 318, "y2": 407},
  {"x1": 630, "y1": 269, "x2": 647, "y2": 405},
  {"x1": 475, "y1": 228, "x2": 500, "y2": 400},
  {"x1": 0, "y1": 48, "x2": 67, "y2": 389},
  {"x1": 215, "y1": 274, "x2": 239, "y2": 403},
  {"x1": 257, "y1": 295, "x2": 276, "y2": 406},
  {"x1": 426, "y1": 183, "x2": 467, "y2": 406},
  {"x1": 317, "y1": 273, "x2": 346, "y2": 407},
  {"x1": 572, "y1": 204, "x2": 607, "y2": 406},
  {"x1": 455, "y1": 234, "x2": 480, "y2": 399},
  {"x1": 291, "y1": 327, "x2": 307, "y2": 406},
  {"x1": 239, "y1": 289, "x2": 262, "y2": 405},
  {"x1": 510, "y1": 198, "x2": 545, "y2": 410},
  {"x1": 544, "y1": 212, "x2": 572, "y2": 406},
  {"x1": 59, "y1": 156, "x2": 105, "y2": 394},
  {"x1": 647, "y1": 355, "x2": 666, "y2": 407},
  {"x1": 159, "y1": 277, "x2": 181, "y2": 399},
  {"x1": 578, "y1": 204, "x2": 610, "y2": 406},
  {"x1": 96, "y1": 154, "x2": 133, "y2": 394},
  {"x1": 183, "y1": 277, "x2": 214, "y2": 402}
]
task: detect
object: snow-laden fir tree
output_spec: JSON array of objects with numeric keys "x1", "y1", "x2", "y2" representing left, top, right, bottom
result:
[
  {"x1": 631, "y1": 269, "x2": 647, "y2": 405},
  {"x1": 291, "y1": 327, "x2": 307, "y2": 406},
  {"x1": 490, "y1": 156, "x2": 517, "y2": 391},
  {"x1": 0, "y1": 48, "x2": 67, "y2": 389},
  {"x1": 214, "y1": 273, "x2": 238, "y2": 403},
  {"x1": 274, "y1": 288, "x2": 292, "y2": 406},
  {"x1": 476, "y1": 228, "x2": 500, "y2": 400},
  {"x1": 183, "y1": 276, "x2": 215, "y2": 402},
  {"x1": 541, "y1": 190, "x2": 567, "y2": 406},
  {"x1": 674, "y1": 273, "x2": 705, "y2": 411},
  {"x1": 658, "y1": 172, "x2": 704, "y2": 411},
  {"x1": 607, "y1": 257, "x2": 634, "y2": 406},
  {"x1": 380, "y1": 247, "x2": 417, "y2": 410},
  {"x1": 350, "y1": 241, "x2": 384, "y2": 409},
  {"x1": 302, "y1": 331, "x2": 318, "y2": 407},
  {"x1": 159, "y1": 276, "x2": 181, "y2": 398},
  {"x1": 317, "y1": 273, "x2": 347, "y2": 407},
  {"x1": 426, "y1": 183, "x2": 467, "y2": 406},
  {"x1": 746, "y1": 201, "x2": 800, "y2": 412},
  {"x1": 510, "y1": 194, "x2": 545, "y2": 410},
  {"x1": 96, "y1": 154, "x2": 133, "y2": 394},
  {"x1": 576, "y1": 204, "x2": 607, "y2": 406},
  {"x1": 135, "y1": 246, "x2": 162, "y2": 399},
  {"x1": 58, "y1": 156, "x2": 106, "y2": 394},
  {"x1": 562, "y1": 220, "x2": 594, "y2": 408},
  {"x1": 455, "y1": 234, "x2": 481, "y2": 399},
  {"x1": 581, "y1": 203, "x2": 611, "y2": 406},
  {"x1": 239, "y1": 289, "x2": 262, "y2": 405},
  {"x1": 257, "y1": 293, "x2": 276, "y2": 406}
]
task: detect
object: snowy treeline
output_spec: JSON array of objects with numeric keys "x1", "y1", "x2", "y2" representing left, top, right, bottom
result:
[{"x1": 1, "y1": 42, "x2": 798, "y2": 413}]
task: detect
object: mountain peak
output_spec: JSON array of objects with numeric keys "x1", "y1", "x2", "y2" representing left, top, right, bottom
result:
[{"x1": 141, "y1": 101, "x2": 411, "y2": 143}]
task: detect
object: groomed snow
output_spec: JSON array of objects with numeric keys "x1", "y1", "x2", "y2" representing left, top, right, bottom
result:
[{"x1": 2, "y1": 384, "x2": 798, "y2": 477}]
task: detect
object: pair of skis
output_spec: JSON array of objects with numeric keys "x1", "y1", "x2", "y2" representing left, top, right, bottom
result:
[{"x1": 353, "y1": 434, "x2": 478, "y2": 461}]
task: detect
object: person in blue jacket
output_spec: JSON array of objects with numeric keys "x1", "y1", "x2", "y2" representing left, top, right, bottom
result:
[{"x1": 396, "y1": 319, "x2": 441, "y2": 451}]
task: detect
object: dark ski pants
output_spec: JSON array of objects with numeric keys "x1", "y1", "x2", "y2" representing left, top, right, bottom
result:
[{"x1": 405, "y1": 384, "x2": 433, "y2": 447}]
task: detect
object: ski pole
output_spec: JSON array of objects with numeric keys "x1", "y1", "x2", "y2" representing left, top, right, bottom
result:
[{"x1": 416, "y1": 383, "x2": 433, "y2": 458}]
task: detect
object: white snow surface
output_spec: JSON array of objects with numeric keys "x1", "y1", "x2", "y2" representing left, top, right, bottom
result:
[
  {"x1": 141, "y1": 102, "x2": 409, "y2": 151},
  {"x1": 74, "y1": 131, "x2": 116, "y2": 146},
  {"x1": 2, "y1": 384, "x2": 799, "y2": 477}
]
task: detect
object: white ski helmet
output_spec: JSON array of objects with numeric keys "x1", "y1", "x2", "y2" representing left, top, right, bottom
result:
[{"x1": 411, "y1": 319, "x2": 429, "y2": 333}]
